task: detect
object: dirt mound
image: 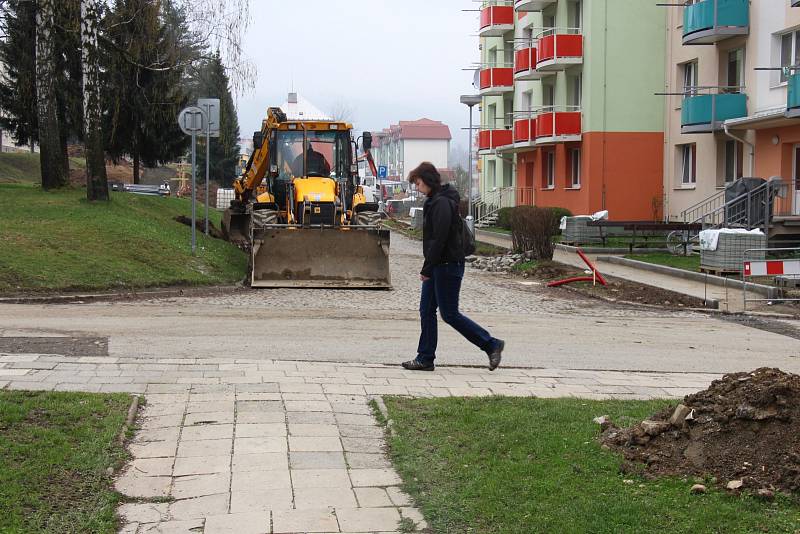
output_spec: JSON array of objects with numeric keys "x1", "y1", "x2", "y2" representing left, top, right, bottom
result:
[
  {"x1": 173, "y1": 215, "x2": 225, "y2": 240},
  {"x1": 600, "y1": 368, "x2": 800, "y2": 493}
]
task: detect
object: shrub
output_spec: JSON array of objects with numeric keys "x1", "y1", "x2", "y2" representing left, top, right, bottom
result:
[
  {"x1": 548, "y1": 207, "x2": 573, "y2": 234},
  {"x1": 510, "y1": 206, "x2": 558, "y2": 260},
  {"x1": 496, "y1": 207, "x2": 514, "y2": 229}
]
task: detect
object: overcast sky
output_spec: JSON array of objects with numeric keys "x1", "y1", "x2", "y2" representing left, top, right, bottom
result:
[{"x1": 235, "y1": 1, "x2": 478, "y2": 151}]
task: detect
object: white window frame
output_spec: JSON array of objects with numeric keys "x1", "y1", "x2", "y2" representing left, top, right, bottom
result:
[
  {"x1": 724, "y1": 140, "x2": 743, "y2": 183},
  {"x1": 569, "y1": 148, "x2": 581, "y2": 188},
  {"x1": 779, "y1": 31, "x2": 800, "y2": 84},
  {"x1": 680, "y1": 144, "x2": 696, "y2": 186},
  {"x1": 683, "y1": 60, "x2": 698, "y2": 96},
  {"x1": 545, "y1": 151, "x2": 555, "y2": 189}
]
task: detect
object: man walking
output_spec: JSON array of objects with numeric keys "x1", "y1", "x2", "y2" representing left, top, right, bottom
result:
[{"x1": 402, "y1": 162, "x2": 505, "y2": 372}]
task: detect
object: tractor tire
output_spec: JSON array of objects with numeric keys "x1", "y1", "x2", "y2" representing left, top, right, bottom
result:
[
  {"x1": 354, "y1": 211, "x2": 381, "y2": 227},
  {"x1": 251, "y1": 209, "x2": 279, "y2": 229}
]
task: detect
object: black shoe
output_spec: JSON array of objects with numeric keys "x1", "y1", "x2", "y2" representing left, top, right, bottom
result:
[
  {"x1": 401, "y1": 359, "x2": 435, "y2": 371},
  {"x1": 488, "y1": 340, "x2": 504, "y2": 371}
]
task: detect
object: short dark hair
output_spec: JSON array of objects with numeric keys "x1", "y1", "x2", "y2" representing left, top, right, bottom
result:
[{"x1": 407, "y1": 162, "x2": 441, "y2": 195}]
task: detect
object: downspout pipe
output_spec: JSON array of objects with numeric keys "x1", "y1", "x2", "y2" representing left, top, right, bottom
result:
[{"x1": 723, "y1": 122, "x2": 755, "y2": 177}]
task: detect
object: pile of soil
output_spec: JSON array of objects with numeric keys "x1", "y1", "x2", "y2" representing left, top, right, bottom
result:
[
  {"x1": 173, "y1": 215, "x2": 225, "y2": 240},
  {"x1": 600, "y1": 368, "x2": 800, "y2": 493}
]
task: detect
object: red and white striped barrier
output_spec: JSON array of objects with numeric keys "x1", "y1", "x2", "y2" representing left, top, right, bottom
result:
[{"x1": 743, "y1": 259, "x2": 800, "y2": 277}]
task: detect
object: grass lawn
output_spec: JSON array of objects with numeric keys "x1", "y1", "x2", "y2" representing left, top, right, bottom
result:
[
  {"x1": 0, "y1": 152, "x2": 41, "y2": 183},
  {"x1": 383, "y1": 397, "x2": 800, "y2": 534},
  {"x1": 0, "y1": 183, "x2": 247, "y2": 293},
  {"x1": 0, "y1": 391, "x2": 132, "y2": 533},
  {"x1": 625, "y1": 252, "x2": 701, "y2": 272},
  {"x1": 478, "y1": 226, "x2": 512, "y2": 235}
]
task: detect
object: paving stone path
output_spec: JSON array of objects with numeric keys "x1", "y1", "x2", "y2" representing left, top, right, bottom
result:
[{"x1": 0, "y1": 353, "x2": 720, "y2": 533}]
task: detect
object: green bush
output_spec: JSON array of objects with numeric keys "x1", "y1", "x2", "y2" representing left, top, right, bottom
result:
[
  {"x1": 548, "y1": 207, "x2": 573, "y2": 234},
  {"x1": 496, "y1": 207, "x2": 514, "y2": 229}
]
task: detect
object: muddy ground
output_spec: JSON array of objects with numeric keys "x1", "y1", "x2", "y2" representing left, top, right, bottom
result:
[{"x1": 601, "y1": 368, "x2": 800, "y2": 494}]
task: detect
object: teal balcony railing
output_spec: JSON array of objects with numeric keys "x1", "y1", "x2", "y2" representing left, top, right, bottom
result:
[
  {"x1": 788, "y1": 73, "x2": 800, "y2": 117},
  {"x1": 681, "y1": 91, "x2": 747, "y2": 132},
  {"x1": 683, "y1": 0, "x2": 749, "y2": 44}
]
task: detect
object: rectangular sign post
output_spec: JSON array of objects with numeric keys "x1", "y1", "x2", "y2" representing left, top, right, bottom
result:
[
  {"x1": 178, "y1": 106, "x2": 207, "y2": 255},
  {"x1": 198, "y1": 99, "x2": 221, "y2": 237}
]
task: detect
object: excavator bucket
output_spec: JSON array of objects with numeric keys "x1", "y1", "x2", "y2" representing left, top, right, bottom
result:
[
  {"x1": 221, "y1": 209, "x2": 251, "y2": 247},
  {"x1": 250, "y1": 227, "x2": 391, "y2": 288}
]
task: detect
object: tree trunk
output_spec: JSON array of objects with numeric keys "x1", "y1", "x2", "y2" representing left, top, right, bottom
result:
[
  {"x1": 133, "y1": 151, "x2": 140, "y2": 186},
  {"x1": 35, "y1": 0, "x2": 68, "y2": 190},
  {"x1": 81, "y1": 0, "x2": 108, "y2": 201}
]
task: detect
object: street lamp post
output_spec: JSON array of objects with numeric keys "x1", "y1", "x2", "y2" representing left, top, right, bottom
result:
[{"x1": 460, "y1": 94, "x2": 482, "y2": 234}]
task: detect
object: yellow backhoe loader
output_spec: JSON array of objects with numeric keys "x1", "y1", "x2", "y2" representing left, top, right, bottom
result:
[{"x1": 221, "y1": 107, "x2": 390, "y2": 288}]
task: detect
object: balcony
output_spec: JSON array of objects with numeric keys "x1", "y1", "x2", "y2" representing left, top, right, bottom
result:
[
  {"x1": 514, "y1": 0, "x2": 556, "y2": 11},
  {"x1": 535, "y1": 108, "x2": 582, "y2": 144},
  {"x1": 478, "y1": 127, "x2": 514, "y2": 155},
  {"x1": 682, "y1": 0, "x2": 749, "y2": 45},
  {"x1": 513, "y1": 114, "x2": 537, "y2": 149},
  {"x1": 479, "y1": 1, "x2": 514, "y2": 37},
  {"x1": 514, "y1": 44, "x2": 542, "y2": 81},
  {"x1": 536, "y1": 30, "x2": 583, "y2": 72},
  {"x1": 681, "y1": 90, "x2": 747, "y2": 133},
  {"x1": 479, "y1": 65, "x2": 514, "y2": 96},
  {"x1": 787, "y1": 73, "x2": 800, "y2": 119}
]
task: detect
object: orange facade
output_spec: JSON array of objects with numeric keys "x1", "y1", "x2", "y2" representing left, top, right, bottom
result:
[{"x1": 515, "y1": 132, "x2": 664, "y2": 220}]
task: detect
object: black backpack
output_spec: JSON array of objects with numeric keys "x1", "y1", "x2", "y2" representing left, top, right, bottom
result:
[{"x1": 451, "y1": 201, "x2": 476, "y2": 256}]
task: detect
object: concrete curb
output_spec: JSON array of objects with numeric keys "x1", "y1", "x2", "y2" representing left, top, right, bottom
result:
[
  {"x1": 556, "y1": 243, "x2": 670, "y2": 255},
  {"x1": 0, "y1": 285, "x2": 242, "y2": 305},
  {"x1": 597, "y1": 256, "x2": 781, "y2": 299}
]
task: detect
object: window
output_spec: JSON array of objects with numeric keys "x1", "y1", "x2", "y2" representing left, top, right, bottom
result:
[
  {"x1": 779, "y1": 31, "x2": 800, "y2": 83},
  {"x1": 683, "y1": 61, "x2": 698, "y2": 95},
  {"x1": 680, "y1": 144, "x2": 696, "y2": 185},
  {"x1": 569, "y1": 148, "x2": 581, "y2": 188},
  {"x1": 545, "y1": 151, "x2": 555, "y2": 189},
  {"x1": 571, "y1": 0, "x2": 582, "y2": 30},
  {"x1": 726, "y1": 48, "x2": 744, "y2": 92},
  {"x1": 543, "y1": 84, "x2": 555, "y2": 108},
  {"x1": 570, "y1": 74, "x2": 582, "y2": 108},
  {"x1": 724, "y1": 140, "x2": 744, "y2": 183}
]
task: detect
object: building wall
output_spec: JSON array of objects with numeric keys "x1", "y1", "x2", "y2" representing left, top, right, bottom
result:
[
  {"x1": 664, "y1": 2, "x2": 800, "y2": 221},
  {"x1": 402, "y1": 139, "x2": 449, "y2": 171}
]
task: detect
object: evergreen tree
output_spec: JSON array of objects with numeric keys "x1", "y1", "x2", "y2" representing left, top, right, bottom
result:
[
  {"x1": 0, "y1": 0, "x2": 82, "y2": 180},
  {"x1": 102, "y1": 0, "x2": 192, "y2": 183},
  {"x1": 189, "y1": 52, "x2": 240, "y2": 186}
]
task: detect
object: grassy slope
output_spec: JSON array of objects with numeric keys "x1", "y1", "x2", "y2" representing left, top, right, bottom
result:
[
  {"x1": 625, "y1": 252, "x2": 702, "y2": 272},
  {"x1": 385, "y1": 397, "x2": 800, "y2": 534},
  {"x1": 0, "y1": 152, "x2": 41, "y2": 183},
  {"x1": 0, "y1": 391, "x2": 131, "y2": 533},
  {"x1": 0, "y1": 183, "x2": 247, "y2": 293}
]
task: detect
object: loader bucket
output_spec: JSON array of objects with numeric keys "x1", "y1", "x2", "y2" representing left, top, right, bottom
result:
[
  {"x1": 221, "y1": 209, "x2": 251, "y2": 246},
  {"x1": 250, "y1": 227, "x2": 391, "y2": 288}
]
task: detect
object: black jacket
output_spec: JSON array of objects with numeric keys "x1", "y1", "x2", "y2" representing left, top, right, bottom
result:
[{"x1": 421, "y1": 184, "x2": 465, "y2": 277}]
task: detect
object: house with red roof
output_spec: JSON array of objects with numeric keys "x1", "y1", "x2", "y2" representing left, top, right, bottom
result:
[{"x1": 370, "y1": 118, "x2": 452, "y2": 182}]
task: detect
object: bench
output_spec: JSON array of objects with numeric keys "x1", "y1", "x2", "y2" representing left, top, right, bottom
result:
[{"x1": 585, "y1": 221, "x2": 703, "y2": 252}]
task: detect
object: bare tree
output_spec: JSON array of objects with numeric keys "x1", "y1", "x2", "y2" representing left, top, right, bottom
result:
[
  {"x1": 174, "y1": 0, "x2": 256, "y2": 95},
  {"x1": 329, "y1": 99, "x2": 355, "y2": 123},
  {"x1": 81, "y1": 0, "x2": 107, "y2": 200},
  {"x1": 36, "y1": 0, "x2": 68, "y2": 189}
]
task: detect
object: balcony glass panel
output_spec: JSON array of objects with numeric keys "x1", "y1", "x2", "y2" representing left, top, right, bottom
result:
[
  {"x1": 788, "y1": 73, "x2": 800, "y2": 113},
  {"x1": 681, "y1": 93, "x2": 747, "y2": 128},
  {"x1": 683, "y1": 0, "x2": 748, "y2": 39}
]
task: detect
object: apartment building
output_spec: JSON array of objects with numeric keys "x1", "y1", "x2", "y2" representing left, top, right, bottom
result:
[
  {"x1": 370, "y1": 118, "x2": 452, "y2": 181},
  {"x1": 476, "y1": 0, "x2": 666, "y2": 220},
  {"x1": 665, "y1": 0, "x2": 800, "y2": 221}
]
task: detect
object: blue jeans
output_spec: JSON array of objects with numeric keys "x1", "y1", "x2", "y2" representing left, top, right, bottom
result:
[{"x1": 417, "y1": 262, "x2": 498, "y2": 364}]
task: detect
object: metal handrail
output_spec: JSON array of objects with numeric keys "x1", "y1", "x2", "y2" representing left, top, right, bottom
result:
[{"x1": 534, "y1": 27, "x2": 582, "y2": 39}]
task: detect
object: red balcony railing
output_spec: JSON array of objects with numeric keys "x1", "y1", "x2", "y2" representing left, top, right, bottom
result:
[
  {"x1": 536, "y1": 30, "x2": 583, "y2": 70},
  {"x1": 535, "y1": 109, "x2": 582, "y2": 141},
  {"x1": 514, "y1": 45, "x2": 539, "y2": 80},
  {"x1": 478, "y1": 128, "x2": 514, "y2": 152},
  {"x1": 479, "y1": 66, "x2": 514, "y2": 95},
  {"x1": 479, "y1": 2, "x2": 514, "y2": 37},
  {"x1": 513, "y1": 117, "x2": 537, "y2": 144}
]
